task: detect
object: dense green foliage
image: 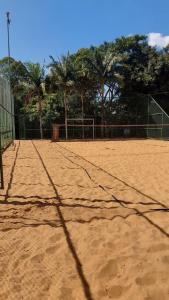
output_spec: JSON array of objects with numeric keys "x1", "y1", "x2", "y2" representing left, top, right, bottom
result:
[{"x1": 0, "y1": 35, "x2": 169, "y2": 136}]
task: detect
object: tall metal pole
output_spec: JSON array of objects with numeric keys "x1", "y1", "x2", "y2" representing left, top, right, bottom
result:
[
  {"x1": 6, "y1": 12, "x2": 15, "y2": 143},
  {"x1": 6, "y1": 12, "x2": 11, "y2": 71}
]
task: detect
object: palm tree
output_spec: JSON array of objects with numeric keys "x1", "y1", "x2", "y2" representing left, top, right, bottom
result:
[
  {"x1": 24, "y1": 62, "x2": 45, "y2": 139},
  {"x1": 85, "y1": 49, "x2": 122, "y2": 136},
  {"x1": 49, "y1": 55, "x2": 75, "y2": 139},
  {"x1": 74, "y1": 65, "x2": 96, "y2": 138}
]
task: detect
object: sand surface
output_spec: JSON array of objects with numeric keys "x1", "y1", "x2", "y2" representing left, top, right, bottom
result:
[{"x1": 0, "y1": 139, "x2": 169, "y2": 300}]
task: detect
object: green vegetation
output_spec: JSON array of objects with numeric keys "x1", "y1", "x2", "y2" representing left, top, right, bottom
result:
[{"x1": 0, "y1": 35, "x2": 169, "y2": 138}]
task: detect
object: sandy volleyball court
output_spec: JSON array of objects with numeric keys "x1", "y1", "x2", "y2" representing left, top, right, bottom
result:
[{"x1": 0, "y1": 139, "x2": 169, "y2": 300}]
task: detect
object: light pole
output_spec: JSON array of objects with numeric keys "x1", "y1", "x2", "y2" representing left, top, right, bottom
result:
[
  {"x1": 6, "y1": 12, "x2": 15, "y2": 143},
  {"x1": 6, "y1": 12, "x2": 11, "y2": 75}
]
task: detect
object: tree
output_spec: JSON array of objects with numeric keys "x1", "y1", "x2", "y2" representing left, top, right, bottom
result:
[
  {"x1": 84, "y1": 48, "x2": 123, "y2": 135},
  {"x1": 0, "y1": 57, "x2": 28, "y2": 91},
  {"x1": 49, "y1": 54, "x2": 75, "y2": 139},
  {"x1": 1, "y1": 34, "x2": 168, "y2": 140},
  {"x1": 71, "y1": 50, "x2": 97, "y2": 137},
  {"x1": 114, "y1": 35, "x2": 159, "y2": 95},
  {"x1": 0, "y1": 57, "x2": 29, "y2": 112},
  {"x1": 24, "y1": 62, "x2": 46, "y2": 139}
]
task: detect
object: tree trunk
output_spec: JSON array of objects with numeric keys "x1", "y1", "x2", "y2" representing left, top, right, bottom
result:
[
  {"x1": 64, "y1": 92, "x2": 68, "y2": 140},
  {"x1": 81, "y1": 94, "x2": 84, "y2": 139},
  {"x1": 101, "y1": 84, "x2": 105, "y2": 138},
  {"x1": 39, "y1": 98, "x2": 43, "y2": 139}
]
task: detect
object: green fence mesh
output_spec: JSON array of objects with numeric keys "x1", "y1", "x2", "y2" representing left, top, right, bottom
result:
[
  {"x1": 17, "y1": 94, "x2": 169, "y2": 140},
  {"x1": 147, "y1": 96, "x2": 169, "y2": 139},
  {"x1": 0, "y1": 76, "x2": 15, "y2": 188}
]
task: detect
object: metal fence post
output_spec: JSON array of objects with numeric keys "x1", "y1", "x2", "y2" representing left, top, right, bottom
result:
[
  {"x1": 93, "y1": 120, "x2": 95, "y2": 140},
  {"x1": 0, "y1": 133, "x2": 4, "y2": 189}
]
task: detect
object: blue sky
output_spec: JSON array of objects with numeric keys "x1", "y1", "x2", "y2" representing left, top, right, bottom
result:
[{"x1": 0, "y1": 0, "x2": 169, "y2": 64}]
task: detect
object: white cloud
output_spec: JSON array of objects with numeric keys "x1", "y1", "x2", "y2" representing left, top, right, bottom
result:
[{"x1": 148, "y1": 33, "x2": 169, "y2": 48}]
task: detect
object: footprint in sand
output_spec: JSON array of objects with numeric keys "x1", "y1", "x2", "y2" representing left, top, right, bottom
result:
[
  {"x1": 13, "y1": 284, "x2": 21, "y2": 293},
  {"x1": 46, "y1": 246, "x2": 58, "y2": 255},
  {"x1": 162, "y1": 255, "x2": 169, "y2": 264},
  {"x1": 20, "y1": 253, "x2": 30, "y2": 260},
  {"x1": 0, "y1": 290, "x2": 10, "y2": 299},
  {"x1": 49, "y1": 233, "x2": 62, "y2": 243},
  {"x1": 13, "y1": 254, "x2": 30, "y2": 269},
  {"x1": 21, "y1": 243, "x2": 30, "y2": 251},
  {"x1": 40, "y1": 277, "x2": 51, "y2": 292},
  {"x1": 103, "y1": 241, "x2": 115, "y2": 249},
  {"x1": 98, "y1": 259, "x2": 118, "y2": 279},
  {"x1": 135, "y1": 273, "x2": 155, "y2": 286},
  {"x1": 148, "y1": 243, "x2": 169, "y2": 253},
  {"x1": 31, "y1": 253, "x2": 44, "y2": 264},
  {"x1": 90, "y1": 239, "x2": 102, "y2": 248},
  {"x1": 59, "y1": 287, "x2": 73, "y2": 300},
  {"x1": 144, "y1": 291, "x2": 166, "y2": 300},
  {"x1": 107, "y1": 285, "x2": 129, "y2": 299},
  {"x1": 0, "y1": 249, "x2": 7, "y2": 257},
  {"x1": 13, "y1": 260, "x2": 20, "y2": 269},
  {"x1": 97, "y1": 285, "x2": 129, "y2": 299},
  {"x1": 0, "y1": 262, "x2": 7, "y2": 277}
]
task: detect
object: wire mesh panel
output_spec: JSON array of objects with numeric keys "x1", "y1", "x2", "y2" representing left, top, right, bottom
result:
[
  {"x1": 51, "y1": 124, "x2": 169, "y2": 140},
  {"x1": 0, "y1": 76, "x2": 14, "y2": 188},
  {"x1": 66, "y1": 119, "x2": 95, "y2": 140},
  {"x1": 17, "y1": 94, "x2": 169, "y2": 141},
  {"x1": 147, "y1": 96, "x2": 169, "y2": 139},
  {"x1": 0, "y1": 76, "x2": 14, "y2": 148}
]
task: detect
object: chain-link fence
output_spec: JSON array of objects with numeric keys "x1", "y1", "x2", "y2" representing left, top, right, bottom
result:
[
  {"x1": 0, "y1": 76, "x2": 15, "y2": 188},
  {"x1": 17, "y1": 94, "x2": 169, "y2": 141},
  {"x1": 147, "y1": 96, "x2": 169, "y2": 139}
]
